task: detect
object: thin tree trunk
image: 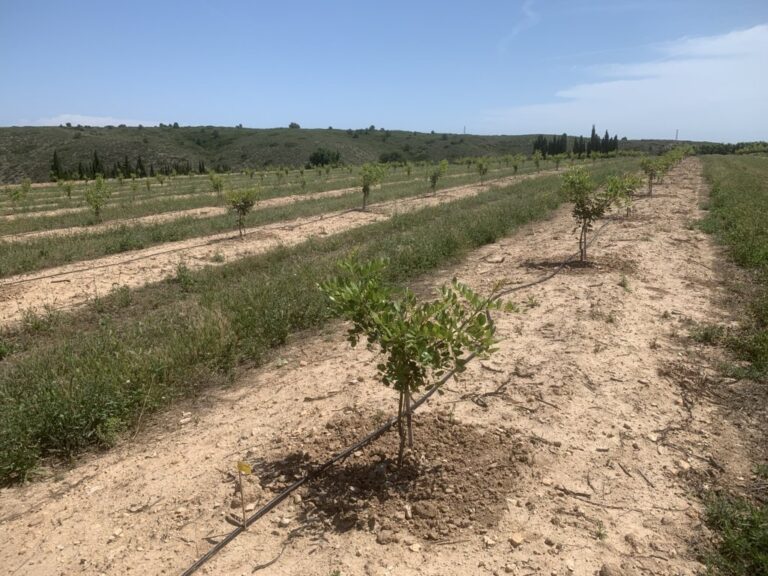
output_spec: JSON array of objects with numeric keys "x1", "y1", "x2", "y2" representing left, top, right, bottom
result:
[
  {"x1": 397, "y1": 391, "x2": 406, "y2": 466},
  {"x1": 405, "y1": 391, "x2": 413, "y2": 449}
]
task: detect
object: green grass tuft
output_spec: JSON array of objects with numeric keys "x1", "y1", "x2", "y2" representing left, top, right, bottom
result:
[{"x1": 705, "y1": 495, "x2": 768, "y2": 576}]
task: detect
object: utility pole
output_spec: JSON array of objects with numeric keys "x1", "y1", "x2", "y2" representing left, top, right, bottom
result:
[{"x1": 675, "y1": 129, "x2": 679, "y2": 141}]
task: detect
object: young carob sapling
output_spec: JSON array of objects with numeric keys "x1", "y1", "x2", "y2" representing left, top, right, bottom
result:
[
  {"x1": 360, "y1": 163, "x2": 386, "y2": 211},
  {"x1": 428, "y1": 159, "x2": 449, "y2": 194},
  {"x1": 640, "y1": 158, "x2": 658, "y2": 195},
  {"x1": 476, "y1": 158, "x2": 489, "y2": 184},
  {"x1": 226, "y1": 188, "x2": 258, "y2": 237},
  {"x1": 561, "y1": 167, "x2": 613, "y2": 262},
  {"x1": 605, "y1": 173, "x2": 642, "y2": 217},
  {"x1": 85, "y1": 175, "x2": 110, "y2": 221},
  {"x1": 320, "y1": 257, "x2": 511, "y2": 464}
]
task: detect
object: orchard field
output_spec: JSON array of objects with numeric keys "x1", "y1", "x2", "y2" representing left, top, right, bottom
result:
[{"x1": 0, "y1": 150, "x2": 766, "y2": 576}]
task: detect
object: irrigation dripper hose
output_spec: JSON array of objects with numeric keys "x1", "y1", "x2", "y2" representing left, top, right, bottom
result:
[{"x1": 179, "y1": 354, "x2": 477, "y2": 576}]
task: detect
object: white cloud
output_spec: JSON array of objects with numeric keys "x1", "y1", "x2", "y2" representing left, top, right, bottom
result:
[
  {"x1": 27, "y1": 113, "x2": 156, "y2": 127},
  {"x1": 498, "y1": 0, "x2": 540, "y2": 54},
  {"x1": 483, "y1": 24, "x2": 768, "y2": 142}
]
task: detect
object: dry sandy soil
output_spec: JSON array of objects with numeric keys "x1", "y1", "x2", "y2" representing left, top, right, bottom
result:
[
  {"x1": 0, "y1": 171, "x2": 547, "y2": 326},
  {"x1": 0, "y1": 158, "x2": 761, "y2": 576}
]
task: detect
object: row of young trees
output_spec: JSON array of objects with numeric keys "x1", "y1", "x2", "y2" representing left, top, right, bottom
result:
[
  {"x1": 532, "y1": 126, "x2": 621, "y2": 159},
  {"x1": 319, "y1": 148, "x2": 693, "y2": 465}
]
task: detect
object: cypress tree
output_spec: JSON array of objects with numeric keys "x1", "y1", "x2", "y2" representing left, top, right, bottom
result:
[
  {"x1": 601, "y1": 130, "x2": 610, "y2": 154},
  {"x1": 136, "y1": 156, "x2": 146, "y2": 178},
  {"x1": 50, "y1": 150, "x2": 63, "y2": 180},
  {"x1": 587, "y1": 125, "x2": 600, "y2": 157},
  {"x1": 92, "y1": 150, "x2": 103, "y2": 177}
]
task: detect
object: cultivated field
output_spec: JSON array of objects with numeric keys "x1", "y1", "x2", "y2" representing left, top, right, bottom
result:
[{"x1": 0, "y1": 152, "x2": 765, "y2": 576}]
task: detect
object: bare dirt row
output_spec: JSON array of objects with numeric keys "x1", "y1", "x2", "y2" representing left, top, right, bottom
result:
[
  {"x1": 0, "y1": 186, "x2": 359, "y2": 242},
  {"x1": 0, "y1": 158, "x2": 757, "y2": 576},
  {"x1": 0, "y1": 171, "x2": 546, "y2": 326}
]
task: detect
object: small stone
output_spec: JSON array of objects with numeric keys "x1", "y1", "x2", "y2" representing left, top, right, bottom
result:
[
  {"x1": 179, "y1": 417, "x2": 192, "y2": 425},
  {"x1": 504, "y1": 564, "x2": 515, "y2": 574},
  {"x1": 566, "y1": 560, "x2": 575, "y2": 572},
  {"x1": 404, "y1": 504, "x2": 413, "y2": 520},
  {"x1": 412, "y1": 501, "x2": 438, "y2": 519},
  {"x1": 486, "y1": 255, "x2": 505, "y2": 264},
  {"x1": 245, "y1": 502, "x2": 256, "y2": 512},
  {"x1": 677, "y1": 459, "x2": 691, "y2": 471},
  {"x1": 376, "y1": 530, "x2": 398, "y2": 545},
  {"x1": 544, "y1": 537, "x2": 555, "y2": 546},
  {"x1": 292, "y1": 494, "x2": 302, "y2": 504},
  {"x1": 409, "y1": 543, "x2": 421, "y2": 552},
  {"x1": 483, "y1": 535, "x2": 497, "y2": 547},
  {"x1": 299, "y1": 360, "x2": 308, "y2": 367},
  {"x1": 599, "y1": 563, "x2": 623, "y2": 576},
  {"x1": 278, "y1": 517, "x2": 291, "y2": 528},
  {"x1": 509, "y1": 533, "x2": 525, "y2": 547}
]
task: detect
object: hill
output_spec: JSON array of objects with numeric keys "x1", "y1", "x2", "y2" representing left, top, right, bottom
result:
[{"x1": 0, "y1": 125, "x2": 704, "y2": 183}]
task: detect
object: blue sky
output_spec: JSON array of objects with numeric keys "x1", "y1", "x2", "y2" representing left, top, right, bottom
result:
[{"x1": 1, "y1": 0, "x2": 766, "y2": 142}]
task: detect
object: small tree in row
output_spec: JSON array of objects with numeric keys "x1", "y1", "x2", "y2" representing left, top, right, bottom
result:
[
  {"x1": 428, "y1": 160, "x2": 449, "y2": 194},
  {"x1": 360, "y1": 163, "x2": 386, "y2": 211},
  {"x1": 209, "y1": 172, "x2": 224, "y2": 194},
  {"x1": 226, "y1": 188, "x2": 258, "y2": 237},
  {"x1": 605, "y1": 173, "x2": 643, "y2": 217},
  {"x1": 476, "y1": 158, "x2": 489, "y2": 184},
  {"x1": 85, "y1": 175, "x2": 111, "y2": 221},
  {"x1": 511, "y1": 154, "x2": 524, "y2": 174},
  {"x1": 320, "y1": 258, "x2": 510, "y2": 464},
  {"x1": 56, "y1": 178, "x2": 74, "y2": 199},
  {"x1": 532, "y1": 150, "x2": 543, "y2": 172},
  {"x1": 6, "y1": 179, "x2": 31, "y2": 207},
  {"x1": 561, "y1": 167, "x2": 613, "y2": 262},
  {"x1": 640, "y1": 158, "x2": 658, "y2": 195}
]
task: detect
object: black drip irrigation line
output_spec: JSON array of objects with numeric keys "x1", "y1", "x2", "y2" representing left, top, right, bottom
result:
[
  {"x1": 179, "y1": 354, "x2": 477, "y2": 576},
  {"x1": 179, "y1": 209, "x2": 622, "y2": 575}
]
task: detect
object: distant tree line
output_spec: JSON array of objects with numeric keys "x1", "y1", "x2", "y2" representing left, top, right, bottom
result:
[
  {"x1": 532, "y1": 126, "x2": 620, "y2": 158},
  {"x1": 695, "y1": 141, "x2": 768, "y2": 155},
  {"x1": 49, "y1": 150, "x2": 228, "y2": 180},
  {"x1": 532, "y1": 133, "x2": 568, "y2": 157}
]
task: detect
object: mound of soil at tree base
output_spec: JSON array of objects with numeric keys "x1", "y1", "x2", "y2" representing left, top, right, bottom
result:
[
  {"x1": 522, "y1": 253, "x2": 638, "y2": 274},
  {"x1": 243, "y1": 411, "x2": 528, "y2": 543}
]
